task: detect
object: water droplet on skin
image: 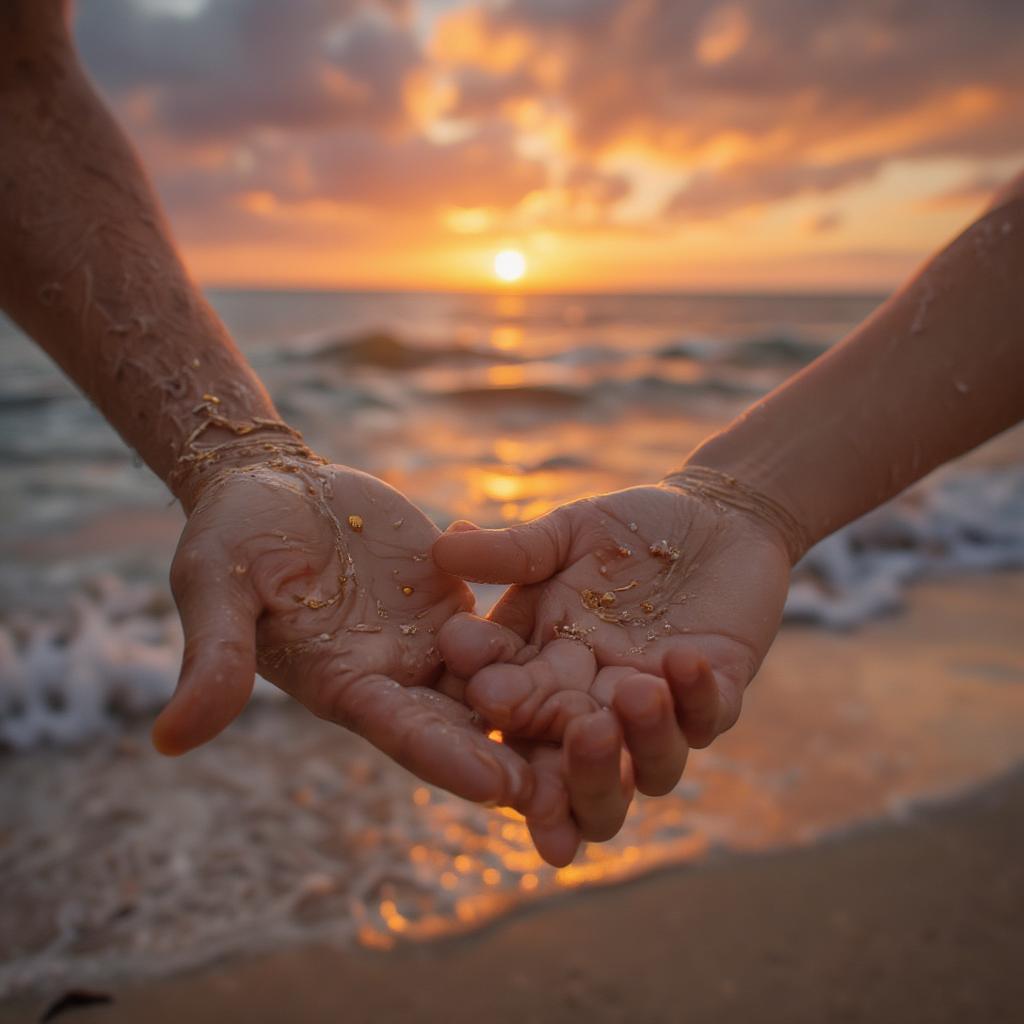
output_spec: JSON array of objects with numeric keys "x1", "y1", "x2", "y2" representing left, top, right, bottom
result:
[
  {"x1": 628, "y1": 522, "x2": 638, "y2": 532},
  {"x1": 402, "y1": 586, "x2": 415, "y2": 597},
  {"x1": 348, "y1": 515, "x2": 364, "y2": 532}
]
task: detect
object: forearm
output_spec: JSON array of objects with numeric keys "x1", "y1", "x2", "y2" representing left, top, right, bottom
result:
[
  {"x1": 682, "y1": 180, "x2": 1024, "y2": 560},
  {"x1": 0, "y1": 10, "x2": 292, "y2": 509}
]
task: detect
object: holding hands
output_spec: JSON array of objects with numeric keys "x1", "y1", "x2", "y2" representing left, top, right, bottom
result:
[
  {"x1": 156, "y1": 445, "x2": 800, "y2": 867},
  {"x1": 6, "y1": 9, "x2": 1022, "y2": 870}
]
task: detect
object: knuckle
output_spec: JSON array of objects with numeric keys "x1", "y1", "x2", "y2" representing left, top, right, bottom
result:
[{"x1": 309, "y1": 675, "x2": 353, "y2": 726}]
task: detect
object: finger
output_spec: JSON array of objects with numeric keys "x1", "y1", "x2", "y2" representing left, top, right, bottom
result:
[
  {"x1": 320, "y1": 673, "x2": 536, "y2": 811},
  {"x1": 153, "y1": 558, "x2": 260, "y2": 756},
  {"x1": 662, "y1": 648, "x2": 742, "y2": 749},
  {"x1": 511, "y1": 740, "x2": 581, "y2": 868},
  {"x1": 432, "y1": 507, "x2": 572, "y2": 585},
  {"x1": 613, "y1": 673, "x2": 688, "y2": 796},
  {"x1": 487, "y1": 584, "x2": 540, "y2": 641},
  {"x1": 564, "y1": 710, "x2": 632, "y2": 842},
  {"x1": 438, "y1": 611, "x2": 532, "y2": 681},
  {"x1": 465, "y1": 639, "x2": 598, "y2": 738}
]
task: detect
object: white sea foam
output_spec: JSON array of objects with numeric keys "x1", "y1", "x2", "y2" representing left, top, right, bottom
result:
[
  {"x1": 787, "y1": 464, "x2": 1024, "y2": 628},
  {"x1": 0, "y1": 576, "x2": 281, "y2": 752}
]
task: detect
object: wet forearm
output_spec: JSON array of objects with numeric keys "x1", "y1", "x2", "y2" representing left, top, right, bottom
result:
[
  {"x1": 684, "y1": 181, "x2": 1024, "y2": 559},
  {"x1": 0, "y1": 9, "x2": 287, "y2": 506}
]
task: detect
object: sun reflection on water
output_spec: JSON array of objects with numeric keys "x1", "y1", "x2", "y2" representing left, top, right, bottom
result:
[{"x1": 351, "y1": 778, "x2": 717, "y2": 951}]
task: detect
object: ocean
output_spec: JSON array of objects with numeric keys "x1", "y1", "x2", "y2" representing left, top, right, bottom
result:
[{"x1": 2, "y1": 290, "x2": 1023, "y2": 995}]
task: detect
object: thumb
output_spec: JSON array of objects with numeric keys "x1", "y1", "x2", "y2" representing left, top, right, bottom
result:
[
  {"x1": 153, "y1": 559, "x2": 260, "y2": 755},
  {"x1": 433, "y1": 508, "x2": 571, "y2": 584}
]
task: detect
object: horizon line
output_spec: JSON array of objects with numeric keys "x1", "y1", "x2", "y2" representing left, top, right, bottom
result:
[{"x1": 200, "y1": 282, "x2": 893, "y2": 299}]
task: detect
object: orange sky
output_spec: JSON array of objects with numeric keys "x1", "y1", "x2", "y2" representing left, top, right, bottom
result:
[{"x1": 77, "y1": 0, "x2": 1024, "y2": 292}]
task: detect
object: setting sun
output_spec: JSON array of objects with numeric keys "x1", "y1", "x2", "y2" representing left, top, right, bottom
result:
[{"x1": 494, "y1": 249, "x2": 527, "y2": 283}]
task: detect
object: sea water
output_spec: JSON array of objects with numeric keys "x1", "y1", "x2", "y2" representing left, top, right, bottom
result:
[{"x1": 2, "y1": 290, "x2": 1023, "y2": 995}]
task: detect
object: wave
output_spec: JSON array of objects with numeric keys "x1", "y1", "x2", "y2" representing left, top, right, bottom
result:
[
  {"x1": 655, "y1": 333, "x2": 827, "y2": 367},
  {"x1": 729, "y1": 334, "x2": 828, "y2": 367},
  {"x1": 299, "y1": 330, "x2": 513, "y2": 370},
  {"x1": 786, "y1": 465, "x2": 1024, "y2": 628},
  {"x1": 0, "y1": 576, "x2": 281, "y2": 752}
]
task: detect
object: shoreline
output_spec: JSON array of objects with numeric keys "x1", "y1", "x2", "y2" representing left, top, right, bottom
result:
[
  {"x1": 3, "y1": 571, "x2": 1024, "y2": 1015},
  {"x1": 4, "y1": 764, "x2": 1022, "y2": 1023}
]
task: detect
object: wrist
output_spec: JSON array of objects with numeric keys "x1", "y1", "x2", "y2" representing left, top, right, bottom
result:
[
  {"x1": 168, "y1": 403, "x2": 326, "y2": 513},
  {"x1": 662, "y1": 461, "x2": 812, "y2": 565}
]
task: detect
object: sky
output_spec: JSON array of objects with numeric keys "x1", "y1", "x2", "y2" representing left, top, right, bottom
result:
[{"x1": 75, "y1": 0, "x2": 1024, "y2": 292}]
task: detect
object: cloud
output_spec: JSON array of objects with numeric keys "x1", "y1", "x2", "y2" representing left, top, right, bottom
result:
[
  {"x1": 919, "y1": 173, "x2": 1007, "y2": 212},
  {"x1": 440, "y1": 0, "x2": 1024, "y2": 216},
  {"x1": 803, "y1": 210, "x2": 843, "y2": 235},
  {"x1": 666, "y1": 158, "x2": 880, "y2": 220},
  {"x1": 69, "y1": 0, "x2": 1024, "y2": 254},
  {"x1": 75, "y1": 0, "x2": 421, "y2": 138},
  {"x1": 72, "y1": 0, "x2": 549, "y2": 232}
]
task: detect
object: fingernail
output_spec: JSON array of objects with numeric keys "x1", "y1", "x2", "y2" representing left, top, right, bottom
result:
[
  {"x1": 576, "y1": 713, "x2": 620, "y2": 759},
  {"x1": 444, "y1": 519, "x2": 480, "y2": 534}
]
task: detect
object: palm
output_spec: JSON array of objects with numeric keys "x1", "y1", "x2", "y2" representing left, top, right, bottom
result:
[
  {"x1": 436, "y1": 485, "x2": 791, "y2": 746},
  {"x1": 156, "y1": 464, "x2": 535, "y2": 809}
]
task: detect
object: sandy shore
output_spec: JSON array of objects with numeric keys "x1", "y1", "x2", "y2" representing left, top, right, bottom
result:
[
  {"x1": 4, "y1": 765, "x2": 1022, "y2": 1024},
  {"x1": 3, "y1": 574, "x2": 1023, "y2": 1023}
]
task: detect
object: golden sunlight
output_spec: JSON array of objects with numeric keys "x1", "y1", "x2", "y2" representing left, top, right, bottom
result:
[{"x1": 493, "y1": 249, "x2": 527, "y2": 283}]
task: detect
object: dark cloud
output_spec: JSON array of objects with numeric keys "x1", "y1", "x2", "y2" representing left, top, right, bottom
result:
[
  {"x1": 150, "y1": 122, "x2": 547, "y2": 241},
  {"x1": 300, "y1": 122, "x2": 547, "y2": 210},
  {"x1": 75, "y1": 0, "x2": 420, "y2": 138},
  {"x1": 804, "y1": 210, "x2": 843, "y2": 235},
  {"x1": 666, "y1": 158, "x2": 880, "y2": 219},
  {"x1": 71, "y1": 0, "x2": 552, "y2": 228}
]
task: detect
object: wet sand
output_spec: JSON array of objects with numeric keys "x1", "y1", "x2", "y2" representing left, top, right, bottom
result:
[
  {"x1": 4, "y1": 765, "x2": 1022, "y2": 1024},
  {"x1": 3, "y1": 573, "x2": 1023, "y2": 1023}
]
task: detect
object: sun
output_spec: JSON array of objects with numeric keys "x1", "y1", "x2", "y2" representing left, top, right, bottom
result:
[{"x1": 494, "y1": 249, "x2": 527, "y2": 283}]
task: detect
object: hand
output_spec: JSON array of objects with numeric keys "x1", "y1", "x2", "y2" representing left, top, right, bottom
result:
[
  {"x1": 433, "y1": 481, "x2": 793, "y2": 838},
  {"x1": 152, "y1": 460, "x2": 538, "y2": 812}
]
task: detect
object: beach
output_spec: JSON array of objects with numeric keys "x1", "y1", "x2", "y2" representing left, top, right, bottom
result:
[
  {"x1": 2, "y1": 290, "x2": 1023, "y2": 1018},
  {"x1": 4, "y1": 721, "x2": 1022, "y2": 1023},
  {"x1": 2, "y1": 572, "x2": 1023, "y2": 1019}
]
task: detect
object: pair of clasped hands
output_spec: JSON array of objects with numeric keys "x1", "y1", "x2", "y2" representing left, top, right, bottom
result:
[{"x1": 153, "y1": 459, "x2": 791, "y2": 866}]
